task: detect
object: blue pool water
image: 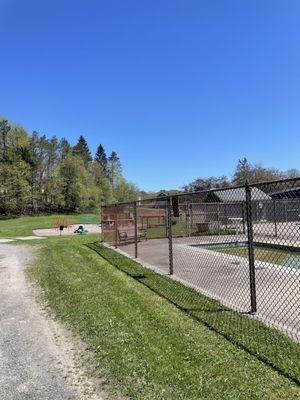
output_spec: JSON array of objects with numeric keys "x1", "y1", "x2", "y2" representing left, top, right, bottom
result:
[{"x1": 191, "y1": 241, "x2": 248, "y2": 250}]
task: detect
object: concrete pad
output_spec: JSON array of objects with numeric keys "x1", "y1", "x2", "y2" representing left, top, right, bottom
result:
[
  {"x1": 118, "y1": 235, "x2": 300, "y2": 342},
  {"x1": 33, "y1": 224, "x2": 101, "y2": 237},
  {"x1": 15, "y1": 236, "x2": 47, "y2": 241}
]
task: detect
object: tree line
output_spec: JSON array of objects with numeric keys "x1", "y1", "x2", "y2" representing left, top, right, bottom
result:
[
  {"x1": 183, "y1": 158, "x2": 299, "y2": 192},
  {"x1": 0, "y1": 118, "x2": 139, "y2": 215}
]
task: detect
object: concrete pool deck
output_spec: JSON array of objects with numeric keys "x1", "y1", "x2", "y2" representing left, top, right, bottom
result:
[
  {"x1": 253, "y1": 221, "x2": 300, "y2": 241},
  {"x1": 115, "y1": 234, "x2": 300, "y2": 342}
]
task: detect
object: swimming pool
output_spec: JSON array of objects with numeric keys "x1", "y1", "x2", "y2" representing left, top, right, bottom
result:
[{"x1": 191, "y1": 241, "x2": 300, "y2": 269}]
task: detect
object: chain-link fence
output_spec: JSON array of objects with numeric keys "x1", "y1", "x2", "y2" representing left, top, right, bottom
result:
[{"x1": 101, "y1": 178, "x2": 300, "y2": 381}]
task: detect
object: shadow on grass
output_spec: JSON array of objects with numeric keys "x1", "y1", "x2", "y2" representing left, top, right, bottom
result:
[
  {"x1": 86, "y1": 242, "x2": 300, "y2": 386},
  {"x1": 0, "y1": 215, "x2": 20, "y2": 220},
  {"x1": 0, "y1": 212, "x2": 84, "y2": 221}
]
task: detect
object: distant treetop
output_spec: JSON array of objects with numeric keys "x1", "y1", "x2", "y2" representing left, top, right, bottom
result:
[{"x1": 73, "y1": 135, "x2": 92, "y2": 166}]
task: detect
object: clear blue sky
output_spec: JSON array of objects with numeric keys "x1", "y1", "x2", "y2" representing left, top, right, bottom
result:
[{"x1": 1, "y1": 0, "x2": 300, "y2": 191}]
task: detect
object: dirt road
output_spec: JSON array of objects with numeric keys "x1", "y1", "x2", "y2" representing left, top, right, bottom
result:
[{"x1": 0, "y1": 243, "x2": 104, "y2": 400}]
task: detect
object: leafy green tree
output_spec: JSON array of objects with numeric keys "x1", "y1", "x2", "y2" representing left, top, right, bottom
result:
[
  {"x1": 89, "y1": 162, "x2": 114, "y2": 205},
  {"x1": 7, "y1": 126, "x2": 31, "y2": 163},
  {"x1": 73, "y1": 135, "x2": 92, "y2": 166},
  {"x1": 107, "y1": 151, "x2": 122, "y2": 185},
  {"x1": 41, "y1": 166, "x2": 65, "y2": 211},
  {"x1": 113, "y1": 178, "x2": 139, "y2": 202},
  {"x1": 28, "y1": 133, "x2": 50, "y2": 211},
  {"x1": 232, "y1": 158, "x2": 282, "y2": 185},
  {"x1": 0, "y1": 118, "x2": 138, "y2": 214},
  {"x1": 184, "y1": 176, "x2": 230, "y2": 192},
  {"x1": 232, "y1": 158, "x2": 252, "y2": 185},
  {"x1": 0, "y1": 119, "x2": 11, "y2": 162},
  {"x1": 250, "y1": 165, "x2": 282, "y2": 184},
  {"x1": 0, "y1": 161, "x2": 31, "y2": 214},
  {"x1": 60, "y1": 153, "x2": 90, "y2": 211},
  {"x1": 58, "y1": 137, "x2": 72, "y2": 160}
]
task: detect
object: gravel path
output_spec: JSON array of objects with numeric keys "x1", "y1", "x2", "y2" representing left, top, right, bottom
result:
[{"x1": 0, "y1": 244, "x2": 104, "y2": 400}]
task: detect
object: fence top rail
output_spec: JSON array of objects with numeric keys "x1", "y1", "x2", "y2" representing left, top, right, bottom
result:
[
  {"x1": 189, "y1": 201, "x2": 244, "y2": 206},
  {"x1": 102, "y1": 176, "x2": 300, "y2": 208}
]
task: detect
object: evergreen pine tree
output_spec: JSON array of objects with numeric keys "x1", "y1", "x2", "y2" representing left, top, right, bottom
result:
[
  {"x1": 95, "y1": 144, "x2": 108, "y2": 174},
  {"x1": 59, "y1": 137, "x2": 71, "y2": 160},
  {"x1": 73, "y1": 135, "x2": 92, "y2": 166}
]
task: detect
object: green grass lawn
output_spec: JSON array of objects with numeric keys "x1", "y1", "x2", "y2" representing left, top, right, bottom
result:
[
  {"x1": 216, "y1": 245, "x2": 300, "y2": 268},
  {"x1": 28, "y1": 235, "x2": 300, "y2": 399},
  {"x1": 0, "y1": 214, "x2": 99, "y2": 237}
]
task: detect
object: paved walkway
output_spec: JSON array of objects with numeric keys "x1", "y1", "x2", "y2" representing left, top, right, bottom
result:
[{"x1": 0, "y1": 237, "x2": 46, "y2": 243}]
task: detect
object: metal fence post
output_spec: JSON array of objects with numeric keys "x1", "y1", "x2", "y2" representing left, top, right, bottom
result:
[
  {"x1": 167, "y1": 197, "x2": 174, "y2": 275},
  {"x1": 284, "y1": 202, "x2": 287, "y2": 222},
  {"x1": 134, "y1": 201, "x2": 138, "y2": 258},
  {"x1": 273, "y1": 199, "x2": 278, "y2": 238},
  {"x1": 186, "y1": 202, "x2": 191, "y2": 237},
  {"x1": 245, "y1": 182, "x2": 257, "y2": 313},
  {"x1": 217, "y1": 203, "x2": 220, "y2": 235},
  {"x1": 165, "y1": 201, "x2": 168, "y2": 238},
  {"x1": 100, "y1": 205, "x2": 104, "y2": 242},
  {"x1": 114, "y1": 205, "x2": 118, "y2": 249}
]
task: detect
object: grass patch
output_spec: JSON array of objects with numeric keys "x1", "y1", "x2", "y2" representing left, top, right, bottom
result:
[
  {"x1": 90, "y1": 244, "x2": 300, "y2": 383},
  {"x1": 0, "y1": 214, "x2": 99, "y2": 237},
  {"x1": 29, "y1": 235, "x2": 300, "y2": 399}
]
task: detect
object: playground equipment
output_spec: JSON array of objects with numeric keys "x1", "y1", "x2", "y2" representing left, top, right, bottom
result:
[{"x1": 74, "y1": 225, "x2": 88, "y2": 235}]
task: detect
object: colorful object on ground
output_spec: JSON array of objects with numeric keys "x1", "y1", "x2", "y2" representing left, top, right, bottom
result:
[{"x1": 74, "y1": 225, "x2": 88, "y2": 234}]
